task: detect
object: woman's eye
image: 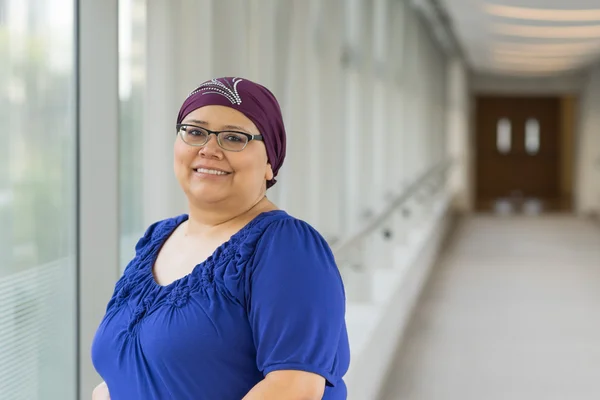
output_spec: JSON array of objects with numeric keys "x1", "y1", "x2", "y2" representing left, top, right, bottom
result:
[{"x1": 224, "y1": 134, "x2": 243, "y2": 142}]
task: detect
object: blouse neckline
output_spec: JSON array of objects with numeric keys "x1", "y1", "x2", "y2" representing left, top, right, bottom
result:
[{"x1": 145, "y1": 210, "x2": 285, "y2": 290}]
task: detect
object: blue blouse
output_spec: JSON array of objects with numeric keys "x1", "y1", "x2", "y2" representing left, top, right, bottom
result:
[{"x1": 91, "y1": 210, "x2": 350, "y2": 399}]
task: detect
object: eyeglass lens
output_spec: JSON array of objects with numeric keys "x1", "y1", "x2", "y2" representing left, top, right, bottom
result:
[{"x1": 179, "y1": 125, "x2": 248, "y2": 151}]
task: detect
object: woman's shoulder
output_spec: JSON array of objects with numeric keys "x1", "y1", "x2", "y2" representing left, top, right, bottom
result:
[
  {"x1": 203, "y1": 210, "x2": 339, "y2": 306},
  {"x1": 242, "y1": 209, "x2": 334, "y2": 266},
  {"x1": 248, "y1": 209, "x2": 327, "y2": 245},
  {"x1": 240, "y1": 210, "x2": 344, "y2": 296},
  {"x1": 230, "y1": 209, "x2": 330, "y2": 266}
]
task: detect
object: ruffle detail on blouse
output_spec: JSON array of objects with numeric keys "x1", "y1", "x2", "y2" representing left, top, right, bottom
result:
[
  {"x1": 127, "y1": 290, "x2": 157, "y2": 334},
  {"x1": 166, "y1": 282, "x2": 190, "y2": 308},
  {"x1": 107, "y1": 210, "x2": 291, "y2": 332}
]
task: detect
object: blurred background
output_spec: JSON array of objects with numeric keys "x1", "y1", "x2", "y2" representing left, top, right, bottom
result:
[{"x1": 0, "y1": 0, "x2": 599, "y2": 399}]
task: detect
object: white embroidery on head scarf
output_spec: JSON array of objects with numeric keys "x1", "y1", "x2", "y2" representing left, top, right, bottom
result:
[{"x1": 187, "y1": 77, "x2": 243, "y2": 105}]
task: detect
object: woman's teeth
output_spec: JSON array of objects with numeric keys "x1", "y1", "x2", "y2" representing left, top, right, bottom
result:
[{"x1": 195, "y1": 168, "x2": 229, "y2": 175}]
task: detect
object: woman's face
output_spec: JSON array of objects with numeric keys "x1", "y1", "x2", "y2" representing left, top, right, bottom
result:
[{"x1": 174, "y1": 105, "x2": 273, "y2": 206}]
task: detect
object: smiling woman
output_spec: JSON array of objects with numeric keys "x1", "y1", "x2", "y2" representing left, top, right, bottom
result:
[{"x1": 91, "y1": 77, "x2": 350, "y2": 400}]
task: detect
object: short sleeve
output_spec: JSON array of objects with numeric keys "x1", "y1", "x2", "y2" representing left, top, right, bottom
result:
[
  {"x1": 247, "y1": 218, "x2": 349, "y2": 387},
  {"x1": 120, "y1": 219, "x2": 162, "y2": 274}
]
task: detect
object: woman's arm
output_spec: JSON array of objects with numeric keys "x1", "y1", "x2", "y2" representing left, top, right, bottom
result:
[
  {"x1": 245, "y1": 219, "x2": 350, "y2": 399},
  {"x1": 242, "y1": 370, "x2": 325, "y2": 400},
  {"x1": 92, "y1": 381, "x2": 110, "y2": 400}
]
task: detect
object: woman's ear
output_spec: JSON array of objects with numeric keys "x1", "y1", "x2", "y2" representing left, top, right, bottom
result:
[{"x1": 265, "y1": 163, "x2": 274, "y2": 181}]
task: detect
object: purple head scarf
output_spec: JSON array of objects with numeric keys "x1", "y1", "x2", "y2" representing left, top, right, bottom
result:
[{"x1": 177, "y1": 77, "x2": 286, "y2": 189}]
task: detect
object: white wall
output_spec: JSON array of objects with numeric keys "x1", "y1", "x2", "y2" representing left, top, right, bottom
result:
[
  {"x1": 340, "y1": 3, "x2": 456, "y2": 398},
  {"x1": 345, "y1": 196, "x2": 453, "y2": 400},
  {"x1": 576, "y1": 65, "x2": 600, "y2": 216}
]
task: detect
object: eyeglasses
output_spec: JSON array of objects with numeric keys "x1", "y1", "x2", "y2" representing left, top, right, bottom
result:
[{"x1": 175, "y1": 124, "x2": 263, "y2": 152}]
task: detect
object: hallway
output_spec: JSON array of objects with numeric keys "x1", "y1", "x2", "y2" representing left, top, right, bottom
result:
[
  {"x1": 380, "y1": 215, "x2": 600, "y2": 400},
  {"x1": 3, "y1": 1, "x2": 600, "y2": 398}
]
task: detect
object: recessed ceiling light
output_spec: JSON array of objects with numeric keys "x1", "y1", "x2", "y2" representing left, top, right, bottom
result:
[
  {"x1": 493, "y1": 48, "x2": 594, "y2": 58},
  {"x1": 493, "y1": 42, "x2": 600, "y2": 55},
  {"x1": 487, "y1": 68, "x2": 569, "y2": 77},
  {"x1": 484, "y1": 4, "x2": 600, "y2": 22},
  {"x1": 494, "y1": 42, "x2": 600, "y2": 52},
  {"x1": 493, "y1": 57, "x2": 578, "y2": 68},
  {"x1": 493, "y1": 24, "x2": 600, "y2": 39},
  {"x1": 491, "y1": 63, "x2": 577, "y2": 72},
  {"x1": 504, "y1": 42, "x2": 600, "y2": 49}
]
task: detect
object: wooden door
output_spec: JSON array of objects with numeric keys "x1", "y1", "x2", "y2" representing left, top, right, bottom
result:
[{"x1": 475, "y1": 96, "x2": 564, "y2": 211}]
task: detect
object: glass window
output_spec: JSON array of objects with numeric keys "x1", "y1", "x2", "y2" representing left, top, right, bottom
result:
[
  {"x1": 497, "y1": 118, "x2": 511, "y2": 154},
  {"x1": 0, "y1": 0, "x2": 77, "y2": 398},
  {"x1": 525, "y1": 118, "x2": 540, "y2": 155},
  {"x1": 119, "y1": 0, "x2": 146, "y2": 270}
]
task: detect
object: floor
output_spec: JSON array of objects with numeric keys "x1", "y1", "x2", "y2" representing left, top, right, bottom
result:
[{"x1": 379, "y1": 215, "x2": 600, "y2": 400}]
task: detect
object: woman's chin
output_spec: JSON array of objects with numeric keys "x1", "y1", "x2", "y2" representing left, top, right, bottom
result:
[{"x1": 188, "y1": 189, "x2": 224, "y2": 203}]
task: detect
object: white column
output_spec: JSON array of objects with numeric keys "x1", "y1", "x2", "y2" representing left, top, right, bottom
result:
[
  {"x1": 405, "y1": 10, "x2": 420, "y2": 182},
  {"x1": 247, "y1": 0, "x2": 276, "y2": 88},
  {"x1": 435, "y1": 52, "x2": 448, "y2": 163},
  {"x1": 366, "y1": 0, "x2": 392, "y2": 269},
  {"x1": 176, "y1": 0, "x2": 214, "y2": 92},
  {"x1": 78, "y1": 0, "x2": 119, "y2": 396},
  {"x1": 388, "y1": 0, "x2": 407, "y2": 197},
  {"x1": 281, "y1": 1, "x2": 311, "y2": 222},
  {"x1": 267, "y1": 1, "x2": 296, "y2": 213},
  {"x1": 143, "y1": 0, "x2": 216, "y2": 226},
  {"x1": 211, "y1": 0, "x2": 249, "y2": 76},
  {"x1": 359, "y1": 1, "x2": 374, "y2": 215},
  {"x1": 420, "y1": 39, "x2": 432, "y2": 168},
  {"x1": 412, "y1": 20, "x2": 426, "y2": 176},
  {"x1": 576, "y1": 66, "x2": 600, "y2": 215},
  {"x1": 143, "y1": 1, "x2": 187, "y2": 226},
  {"x1": 307, "y1": 0, "x2": 323, "y2": 229},
  {"x1": 372, "y1": 0, "x2": 389, "y2": 208},
  {"x1": 246, "y1": 0, "x2": 286, "y2": 207},
  {"x1": 392, "y1": 1, "x2": 414, "y2": 247},
  {"x1": 343, "y1": 0, "x2": 363, "y2": 233},
  {"x1": 269, "y1": 0, "x2": 295, "y2": 101},
  {"x1": 319, "y1": 0, "x2": 345, "y2": 241}
]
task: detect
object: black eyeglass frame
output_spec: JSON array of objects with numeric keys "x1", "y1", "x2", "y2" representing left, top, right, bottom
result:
[{"x1": 175, "y1": 123, "x2": 263, "y2": 152}]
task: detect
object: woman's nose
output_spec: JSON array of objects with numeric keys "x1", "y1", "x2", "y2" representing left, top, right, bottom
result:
[{"x1": 199, "y1": 135, "x2": 223, "y2": 158}]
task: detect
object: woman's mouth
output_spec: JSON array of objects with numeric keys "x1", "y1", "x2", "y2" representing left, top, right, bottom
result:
[{"x1": 193, "y1": 168, "x2": 231, "y2": 176}]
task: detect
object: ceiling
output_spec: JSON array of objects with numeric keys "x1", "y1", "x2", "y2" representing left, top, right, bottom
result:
[{"x1": 439, "y1": 0, "x2": 600, "y2": 76}]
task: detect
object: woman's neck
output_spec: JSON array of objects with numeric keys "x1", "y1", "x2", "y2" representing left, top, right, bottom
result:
[{"x1": 185, "y1": 195, "x2": 276, "y2": 237}]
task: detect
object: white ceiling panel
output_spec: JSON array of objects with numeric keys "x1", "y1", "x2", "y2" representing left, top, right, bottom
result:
[{"x1": 439, "y1": 0, "x2": 600, "y2": 76}]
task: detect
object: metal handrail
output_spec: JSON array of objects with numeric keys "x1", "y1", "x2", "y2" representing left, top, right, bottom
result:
[{"x1": 331, "y1": 158, "x2": 452, "y2": 257}]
